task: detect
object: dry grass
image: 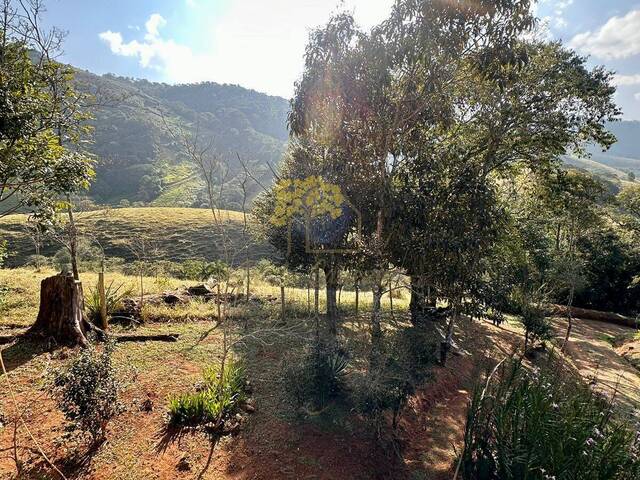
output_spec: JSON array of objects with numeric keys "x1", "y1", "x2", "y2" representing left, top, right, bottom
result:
[{"x1": 0, "y1": 207, "x2": 274, "y2": 267}]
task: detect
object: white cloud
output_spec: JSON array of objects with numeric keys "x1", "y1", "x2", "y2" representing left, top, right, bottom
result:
[
  {"x1": 569, "y1": 9, "x2": 640, "y2": 59},
  {"x1": 144, "y1": 13, "x2": 166, "y2": 38},
  {"x1": 532, "y1": 0, "x2": 573, "y2": 30},
  {"x1": 613, "y1": 74, "x2": 640, "y2": 86},
  {"x1": 635, "y1": 92, "x2": 640, "y2": 101},
  {"x1": 98, "y1": 0, "x2": 395, "y2": 98}
]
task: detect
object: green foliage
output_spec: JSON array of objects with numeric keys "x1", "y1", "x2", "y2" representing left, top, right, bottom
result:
[
  {"x1": 352, "y1": 328, "x2": 437, "y2": 428},
  {"x1": 85, "y1": 280, "x2": 134, "y2": 325},
  {"x1": 52, "y1": 239, "x2": 102, "y2": 273},
  {"x1": 0, "y1": 240, "x2": 7, "y2": 268},
  {"x1": 168, "y1": 357, "x2": 246, "y2": 427},
  {"x1": 0, "y1": 6, "x2": 94, "y2": 220},
  {"x1": 179, "y1": 259, "x2": 229, "y2": 282},
  {"x1": 284, "y1": 341, "x2": 349, "y2": 410},
  {"x1": 51, "y1": 341, "x2": 122, "y2": 442},
  {"x1": 460, "y1": 357, "x2": 640, "y2": 480},
  {"x1": 520, "y1": 301, "x2": 552, "y2": 349}
]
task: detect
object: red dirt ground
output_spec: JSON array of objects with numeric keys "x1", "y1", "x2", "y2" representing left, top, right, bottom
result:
[{"x1": 1, "y1": 316, "x2": 637, "y2": 479}]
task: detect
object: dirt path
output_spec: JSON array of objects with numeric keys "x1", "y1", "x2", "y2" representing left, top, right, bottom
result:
[{"x1": 551, "y1": 317, "x2": 640, "y2": 412}]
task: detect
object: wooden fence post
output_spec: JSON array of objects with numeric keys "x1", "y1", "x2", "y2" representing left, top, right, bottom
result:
[{"x1": 98, "y1": 267, "x2": 108, "y2": 330}]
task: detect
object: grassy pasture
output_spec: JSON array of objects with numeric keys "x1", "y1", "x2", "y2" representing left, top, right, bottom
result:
[{"x1": 0, "y1": 207, "x2": 275, "y2": 267}]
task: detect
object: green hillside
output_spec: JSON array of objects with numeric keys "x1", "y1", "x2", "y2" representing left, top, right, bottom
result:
[
  {"x1": 74, "y1": 71, "x2": 289, "y2": 208},
  {"x1": 0, "y1": 207, "x2": 275, "y2": 267}
]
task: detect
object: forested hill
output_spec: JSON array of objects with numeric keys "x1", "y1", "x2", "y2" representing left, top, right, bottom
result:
[
  {"x1": 73, "y1": 66, "x2": 640, "y2": 208},
  {"x1": 74, "y1": 70, "x2": 289, "y2": 209}
]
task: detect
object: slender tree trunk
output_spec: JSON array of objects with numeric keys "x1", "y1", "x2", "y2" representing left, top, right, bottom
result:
[
  {"x1": 355, "y1": 279, "x2": 360, "y2": 317},
  {"x1": 314, "y1": 266, "x2": 320, "y2": 317},
  {"x1": 388, "y1": 277, "x2": 394, "y2": 320},
  {"x1": 409, "y1": 274, "x2": 430, "y2": 325},
  {"x1": 67, "y1": 203, "x2": 79, "y2": 281},
  {"x1": 217, "y1": 283, "x2": 222, "y2": 321},
  {"x1": 441, "y1": 304, "x2": 458, "y2": 365},
  {"x1": 324, "y1": 264, "x2": 339, "y2": 337},
  {"x1": 245, "y1": 261, "x2": 250, "y2": 303},
  {"x1": 561, "y1": 283, "x2": 575, "y2": 352},
  {"x1": 370, "y1": 271, "x2": 384, "y2": 366}
]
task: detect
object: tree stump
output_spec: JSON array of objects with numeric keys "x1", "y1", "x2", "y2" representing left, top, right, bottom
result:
[{"x1": 29, "y1": 273, "x2": 98, "y2": 346}]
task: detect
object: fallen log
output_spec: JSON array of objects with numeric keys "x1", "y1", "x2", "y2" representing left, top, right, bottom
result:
[
  {"x1": 112, "y1": 333, "x2": 180, "y2": 343},
  {"x1": 0, "y1": 333, "x2": 180, "y2": 346},
  {"x1": 545, "y1": 304, "x2": 638, "y2": 328}
]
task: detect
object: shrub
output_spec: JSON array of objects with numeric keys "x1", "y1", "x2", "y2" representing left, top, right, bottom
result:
[
  {"x1": 284, "y1": 341, "x2": 348, "y2": 411},
  {"x1": 85, "y1": 280, "x2": 133, "y2": 325},
  {"x1": 520, "y1": 302, "x2": 552, "y2": 351},
  {"x1": 0, "y1": 240, "x2": 8, "y2": 268},
  {"x1": 352, "y1": 328, "x2": 437, "y2": 430},
  {"x1": 460, "y1": 356, "x2": 640, "y2": 480},
  {"x1": 180, "y1": 259, "x2": 229, "y2": 283},
  {"x1": 26, "y1": 254, "x2": 50, "y2": 270},
  {"x1": 51, "y1": 341, "x2": 122, "y2": 442},
  {"x1": 168, "y1": 357, "x2": 246, "y2": 427}
]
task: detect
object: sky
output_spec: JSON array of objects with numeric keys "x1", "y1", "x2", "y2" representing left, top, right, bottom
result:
[{"x1": 40, "y1": 0, "x2": 640, "y2": 119}]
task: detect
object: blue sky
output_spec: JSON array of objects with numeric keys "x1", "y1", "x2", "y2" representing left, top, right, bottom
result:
[{"x1": 42, "y1": 0, "x2": 640, "y2": 119}]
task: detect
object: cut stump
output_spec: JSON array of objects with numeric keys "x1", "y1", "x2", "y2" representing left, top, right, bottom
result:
[{"x1": 28, "y1": 273, "x2": 100, "y2": 346}]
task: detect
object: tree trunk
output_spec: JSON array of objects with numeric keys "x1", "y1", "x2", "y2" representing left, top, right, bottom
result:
[
  {"x1": 409, "y1": 275, "x2": 433, "y2": 325},
  {"x1": 370, "y1": 271, "x2": 384, "y2": 366},
  {"x1": 440, "y1": 306, "x2": 457, "y2": 366},
  {"x1": 355, "y1": 279, "x2": 360, "y2": 317},
  {"x1": 67, "y1": 202, "x2": 80, "y2": 281},
  {"x1": 29, "y1": 273, "x2": 99, "y2": 346},
  {"x1": 314, "y1": 267, "x2": 320, "y2": 317},
  {"x1": 323, "y1": 264, "x2": 339, "y2": 337},
  {"x1": 280, "y1": 285, "x2": 286, "y2": 321},
  {"x1": 561, "y1": 283, "x2": 575, "y2": 352}
]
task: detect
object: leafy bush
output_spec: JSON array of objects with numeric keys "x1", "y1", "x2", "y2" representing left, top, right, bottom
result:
[
  {"x1": 168, "y1": 357, "x2": 246, "y2": 427},
  {"x1": 460, "y1": 356, "x2": 640, "y2": 480},
  {"x1": 520, "y1": 302, "x2": 552, "y2": 351},
  {"x1": 284, "y1": 341, "x2": 348, "y2": 410},
  {"x1": 26, "y1": 254, "x2": 50, "y2": 270},
  {"x1": 51, "y1": 341, "x2": 122, "y2": 442},
  {"x1": 179, "y1": 259, "x2": 229, "y2": 283},
  {"x1": 0, "y1": 240, "x2": 7, "y2": 268},
  {"x1": 352, "y1": 328, "x2": 437, "y2": 430},
  {"x1": 85, "y1": 280, "x2": 133, "y2": 325}
]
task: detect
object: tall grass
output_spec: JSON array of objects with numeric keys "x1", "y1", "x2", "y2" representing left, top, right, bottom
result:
[
  {"x1": 460, "y1": 355, "x2": 640, "y2": 480},
  {"x1": 168, "y1": 357, "x2": 246, "y2": 427}
]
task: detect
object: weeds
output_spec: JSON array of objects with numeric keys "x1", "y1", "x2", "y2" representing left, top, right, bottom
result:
[
  {"x1": 284, "y1": 340, "x2": 349, "y2": 411},
  {"x1": 168, "y1": 357, "x2": 247, "y2": 427}
]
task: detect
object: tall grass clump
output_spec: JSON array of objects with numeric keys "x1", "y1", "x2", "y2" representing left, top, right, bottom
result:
[
  {"x1": 168, "y1": 358, "x2": 247, "y2": 427},
  {"x1": 460, "y1": 355, "x2": 640, "y2": 480},
  {"x1": 85, "y1": 280, "x2": 133, "y2": 324}
]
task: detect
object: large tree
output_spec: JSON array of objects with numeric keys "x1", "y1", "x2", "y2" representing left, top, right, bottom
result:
[
  {"x1": 1, "y1": 0, "x2": 96, "y2": 345},
  {"x1": 0, "y1": 0, "x2": 93, "y2": 220}
]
